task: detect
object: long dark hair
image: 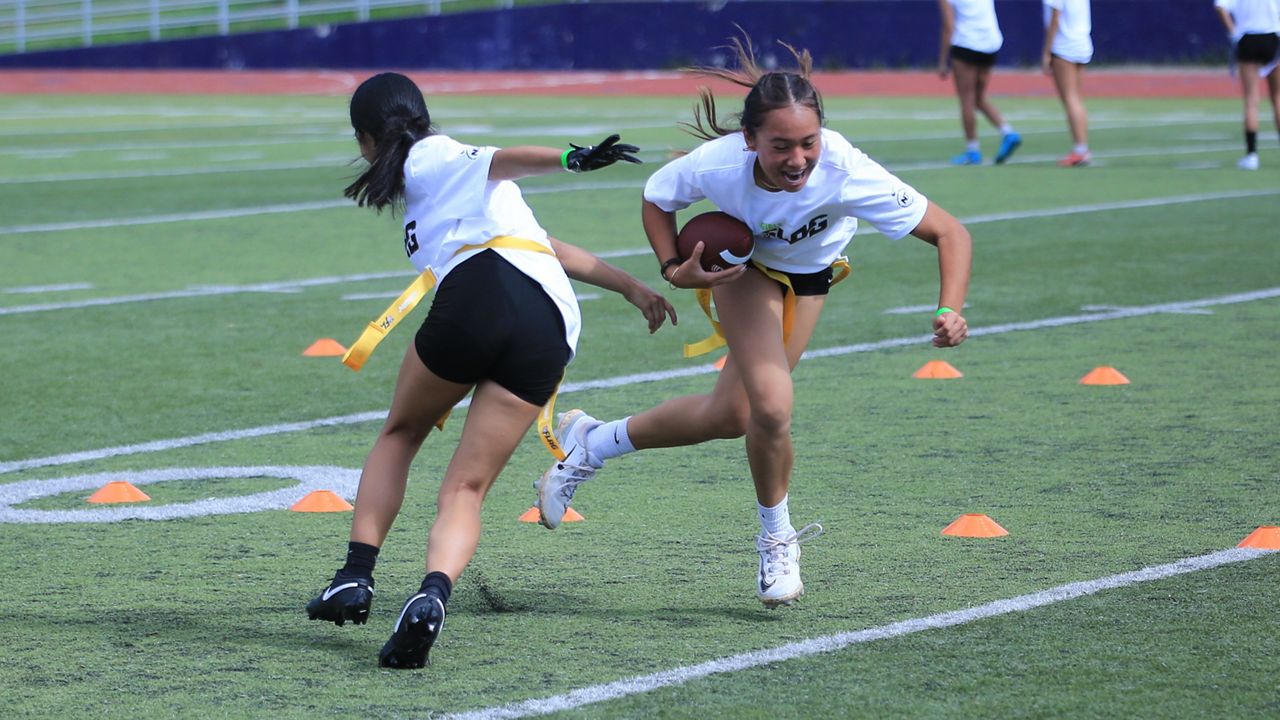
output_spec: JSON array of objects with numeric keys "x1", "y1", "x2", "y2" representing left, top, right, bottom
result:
[
  {"x1": 680, "y1": 32, "x2": 824, "y2": 142},
  {"x1": 344, "y1": 72, "x2": 434, "y2": 212}
]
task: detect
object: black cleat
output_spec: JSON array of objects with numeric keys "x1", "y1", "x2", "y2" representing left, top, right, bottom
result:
[
  {"x1": 306, "y1": 572, "x2": 374, "y2": 627},
  {"x1": 379, "y1": 590, "x2": 445, "y2": 669}
]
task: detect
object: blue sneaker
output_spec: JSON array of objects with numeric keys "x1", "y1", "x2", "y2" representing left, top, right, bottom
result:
[
  {"x1": 951, "y1": 150, "x2": 982, "y2": 165},
  {"x1": 995, "y1": 132, "x2": 1022, "y2": 164}
]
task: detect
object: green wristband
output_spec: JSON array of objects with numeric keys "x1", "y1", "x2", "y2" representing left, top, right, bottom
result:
[
  {"x1": 935, "y1": 306, "x2": 956, "y2": 317},
  {"x1": 560, "y1": 148, "x2": 573, "y2": 172}
]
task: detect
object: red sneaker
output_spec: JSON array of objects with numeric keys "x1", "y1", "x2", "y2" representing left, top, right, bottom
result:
[{"x1": 1058, "y1": 151, "x2": 1091, "y2": 167}]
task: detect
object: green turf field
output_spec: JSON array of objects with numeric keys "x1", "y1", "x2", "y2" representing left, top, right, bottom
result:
[{"x1": 1, "y1": 91, "x2": 1277, "y2": 718}]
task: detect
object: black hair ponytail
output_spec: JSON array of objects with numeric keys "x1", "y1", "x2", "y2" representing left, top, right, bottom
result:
[{"x1": 344, "y1": 73, "x2": 433, "y2": 212}]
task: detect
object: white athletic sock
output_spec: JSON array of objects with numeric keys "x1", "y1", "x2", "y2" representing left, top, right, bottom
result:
[
  {"x1": 1000, "y1": 123, "x2": 1015, "y2": 135},
  {"x1": 965, "y1": 140, "x2": 980, "y2": 153},
  {"x1": 1073, "y1": 143, "x2": 1089, "y2": 155},
  {"x1": 585, "y1": 417, "x2": 635, "y2": 462},
  {"x1": 758, "y1": 496, "x2": 794, "y2": 537}
]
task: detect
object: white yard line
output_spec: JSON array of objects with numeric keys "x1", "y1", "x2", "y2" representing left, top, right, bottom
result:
[
  {"x1": 2, "y1": 286, "x2": 1277, "y2": 477},
  {"x1": 0, "y1": 270, "x2": 413, "y2": 316},
  {"x1": 445, "y1": 548, "x2": 1272, "y2": 720},
  {"x1": 2, "y1": 188, "x2": 1277, "y2": 316},
  {"x1": 442, "y1": 547, "x2": 1273, "y2": 720},
  {"x1": 2, "y1": 282, "x2": 93, "y2": 294},
  {"x1": 0, "y1": 180, "x2": 646, "y2": 237}
]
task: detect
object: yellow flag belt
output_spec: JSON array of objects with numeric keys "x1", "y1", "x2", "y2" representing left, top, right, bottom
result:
[
  {"x1": 684, "y1": 258, "x2": 851, "y2": 359},
  {"x1": 340, "y1": 236, "x2": 570, "y2": 461}
]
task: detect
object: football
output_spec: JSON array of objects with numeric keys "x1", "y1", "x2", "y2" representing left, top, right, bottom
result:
[{"x1": 676, "y1": 211, "x2": 755, "y2": 272}]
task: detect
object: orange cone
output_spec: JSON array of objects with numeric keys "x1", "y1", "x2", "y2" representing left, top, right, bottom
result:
[
  {"x1": 518, "y1": 506, "x2": 584, "y2": 523},
  {"x1": 713, "y1": 355, "x2": 728, "y2": 370},
  {"x1": 941, "y1": 513, "x2": 1008, "y2": 537},
  {"x1": 1237, "y1": 526, "x2": 1280, "y2": 550},
  {"x1": 86, "y1": 481, "x2": 150, "y2": 504},
  {"x1": 290, "y1": 490, "x2": 353, "y2": 512},
  {"x1": 913, "y1": 360, "x2": 963, "y2": 379},
  {"x1": 1079, "y1": 366, "x2": 1129, "y2": 385},
  {"x1": 303, "y1": 338, "x2": 347, "y2": 357}
]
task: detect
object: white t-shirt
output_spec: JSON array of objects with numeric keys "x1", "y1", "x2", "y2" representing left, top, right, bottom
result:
[
  {"x1": 643, "y1": 128, "x2": 928, "y2": 275},
  {"x1": 950, "y1": 0, "x2": 1004, "y2": 54},
  {"x1": 1215, "y1": 0, "x2": 1280, "y2": 37},
  {"x1": 1044, "y1": 0, "x2": 1094, "y2": 64},
  {"x1": 400, "y1": 134, "x2": 581, "y2": 357}
]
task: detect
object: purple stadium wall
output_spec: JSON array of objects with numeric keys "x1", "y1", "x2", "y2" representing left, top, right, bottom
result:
[{"x1": 0, "y1": 1, "x2": 1226, "y2": 70}]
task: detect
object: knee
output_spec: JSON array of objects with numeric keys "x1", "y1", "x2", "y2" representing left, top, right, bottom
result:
[
  {"x1": 379, "y1": 417, "x2": 431, "y2": 448},
  {"x1": 437, "y1": 474, "x2": 487, "y2": 505},
  {"x1": 747, "y1": 399, "x2": 792, "y2": 437}
]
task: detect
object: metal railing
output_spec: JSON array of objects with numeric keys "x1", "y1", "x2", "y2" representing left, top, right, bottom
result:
[{"x1": 0, "y1": 0, "x2": 525, "y2": 53}]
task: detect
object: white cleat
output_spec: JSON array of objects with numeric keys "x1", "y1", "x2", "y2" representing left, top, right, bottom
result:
[
  {"x1": 535, "y1": 409, "x2": 602, "y2": 529},
  {"x1": 1238, "y1": 153, "x2": 1259, "y2": 170},
  {"x1": 755, "y1": 523, "x2": 823, "y2": 608}
]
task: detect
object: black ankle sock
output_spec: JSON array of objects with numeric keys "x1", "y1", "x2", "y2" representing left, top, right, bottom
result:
[
  {"x1": 1246, "y1": 131, "x2": 1258, "y2": 154},
  {"x1": 419, "y1": 571, "x2": 453, "y2": 604},
  {"x1": 340, "y1": 541, "x2": 379, "y2": 578}
]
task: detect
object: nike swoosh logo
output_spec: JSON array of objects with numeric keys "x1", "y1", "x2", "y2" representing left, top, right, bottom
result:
[
  {"x1": 613, "y1": 426, "x2": 621, "y2": 444},
  {"x1": 321, "y1": 582, "x2": 364, "y2": 601},
  {"x1": 759, "y1": 559, "x2": 775, "y2": 591},
  {"x1": 720, "y1": 247, "x2": 754, "y2": 265}
]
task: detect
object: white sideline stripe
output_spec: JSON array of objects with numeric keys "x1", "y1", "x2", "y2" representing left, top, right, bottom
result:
[
  {"x1": 444, "y1": 548, "x2": 1273, "y2": 720},
  {"x1": 0, "y1": 157, "x2": 350, "y2": 185},
  {"x1": 4, "y1": 187, "x2": 1277, "y2": 317},
  {"x1": 0, "y1": 180, "x2": 645, "y2": 237},
  {"x1": 0, "y1": 270, "x2": 413, "y2": 316},
  {"x1": 3, "y1": 282, "x2": 93, "y2": 294},
  {"x1": 2, "y1": 285, "x2": 1277, "y2": 477}
]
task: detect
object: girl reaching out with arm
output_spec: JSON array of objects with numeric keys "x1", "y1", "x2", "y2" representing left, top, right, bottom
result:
[{"x1": 305, "y1": 72, "x2": 674, "y2": 669}]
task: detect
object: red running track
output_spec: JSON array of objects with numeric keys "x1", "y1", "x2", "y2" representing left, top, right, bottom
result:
[{"x1": 0, "y1": 68, "x2": 1238, "y2": 98}]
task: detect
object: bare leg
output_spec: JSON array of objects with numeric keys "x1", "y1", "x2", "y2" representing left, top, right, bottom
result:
[
  {"x1": 1239, "y1": 61, "x2": 1262, "y2": 135},
  {"x1": 1268, "y1": 69, "x2": 1280, "y2": 134},
  {"x1": 973, "y1": 64, "x2": 1007, "y2": 130},
  {"x1": 952, "y1": 59, "x2": 981, "y2": 142},
  {"x1": 350, "y1": 345, "x2": 472, "y2": 548},
  {"x1": 1051, "y1": 56, "x2": 1089, "y2": 147},
  {"x1": 427, "y1": 380, "x2": 542, "y2": 580},
  {"x1": 628, "y1": 269, "x2": 825, "y2": 506}
]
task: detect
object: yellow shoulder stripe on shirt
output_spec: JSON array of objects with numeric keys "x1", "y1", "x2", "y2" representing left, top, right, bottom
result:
[
  {"x1": 339, "y1": 235, "x2": 568, "y2": 460},
  {"x1": 683, "y1": 257, "x2": 851, "y2": 359}
]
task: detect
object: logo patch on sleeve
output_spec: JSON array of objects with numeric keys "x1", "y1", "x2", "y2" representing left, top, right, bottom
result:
[{"x1": 894, "y1": 187, "x2": 914, "y2": 208}]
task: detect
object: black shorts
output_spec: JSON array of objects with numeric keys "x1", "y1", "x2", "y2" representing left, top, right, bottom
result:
[
  {"x1": 414, "y1": 250, "x2": 570, "y2": 406},
  {"x1": 1237, "y1": 33, "x2": 1279, "y2": 64},
  {"x1": 759, "y1": 265, "x2": 834, "y2": 296},
  {"x1": 950, "y1": 45, "x2": 998, "y2": 68}
]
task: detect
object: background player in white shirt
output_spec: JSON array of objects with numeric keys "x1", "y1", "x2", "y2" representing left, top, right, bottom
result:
[
  {"x1": 1043, "y1": 0, "x2": 1094, "y2": 166},
  {"x1": 1215, "y1": 0, "x2": 1280, "y2": 169},
  {"x1": 937, "y1": 0, "x2": 1022, "y2": 165},
  {"x1": 536, "y1": 37, "x2": 972, "y2": 609},
  {"x1": 305, "y1": 73, "x2": 676, "y2": 668}
]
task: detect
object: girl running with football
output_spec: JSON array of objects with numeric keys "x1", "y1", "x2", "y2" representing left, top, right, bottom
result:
[
  {"x1": 535, "y1": 36, "x2": 972, "y2": 609},
  {"x1": 304, "y1": 72, "x2": 676, "y2": 668}
]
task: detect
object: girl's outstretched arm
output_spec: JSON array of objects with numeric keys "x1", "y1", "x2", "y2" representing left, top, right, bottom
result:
[
  {"x1": 549, "y1": 236, "x2": 678, "y2": 334},
  {"x1": 488, "y1": 135, "x2": 640, "y2": 181},
  {"x1": 910, "y1": 202, "x2": 972, "y2": 348}
]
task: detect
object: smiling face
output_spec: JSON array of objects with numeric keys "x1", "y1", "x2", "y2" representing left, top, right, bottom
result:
[{"x1": 745, "y1": 103, "x2": 822, "y2": 192}]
